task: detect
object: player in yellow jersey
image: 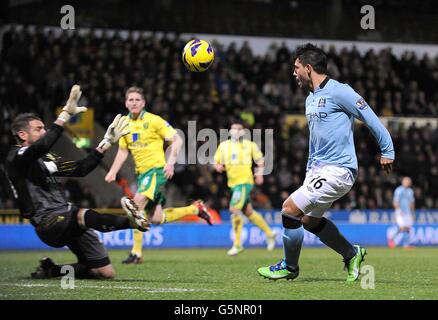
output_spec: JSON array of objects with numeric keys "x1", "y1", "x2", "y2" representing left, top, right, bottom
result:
[
  {"x1": 105, "y1": 87, "x2": 212, "y2": 264},
  {"x1": 213, "y1": 121, "x2": 277, "y2": 256}
]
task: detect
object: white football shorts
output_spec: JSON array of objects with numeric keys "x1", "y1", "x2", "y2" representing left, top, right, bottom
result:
[
  {"x1": 395, "y1": 209, "x2": 414, "y2": 228},
  {"x1": 289, "y1": 164, "x2": 355, "y2": 218}
]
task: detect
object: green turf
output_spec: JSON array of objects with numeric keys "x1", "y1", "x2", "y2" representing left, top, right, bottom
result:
[{"x1": 0, "y1": 247, "x2": 437, "y2": 300}]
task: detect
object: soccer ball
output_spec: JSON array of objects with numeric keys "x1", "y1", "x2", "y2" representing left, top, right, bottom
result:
[{"x1": 182, "y1": 39, "x2": 215, "y2": 72}]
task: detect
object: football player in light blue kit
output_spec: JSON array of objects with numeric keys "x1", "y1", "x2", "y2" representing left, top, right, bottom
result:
[
  {"x1": 258, "y1": 44, "x2": 395, "y2": 282},
  {"x1": 388, "y1": 177, "x2": 415, "y2": 249}
]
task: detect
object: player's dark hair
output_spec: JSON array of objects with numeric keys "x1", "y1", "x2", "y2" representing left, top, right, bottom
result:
[
  {"x1": 293, "y1": 43, "x2": 327, "y2": 74},
  {"x1": 11, "y1": 113, "x2": 42, "y2": 143},
  {"x1": 230, "y1": 118, "x2": 245, "y2": 128}
]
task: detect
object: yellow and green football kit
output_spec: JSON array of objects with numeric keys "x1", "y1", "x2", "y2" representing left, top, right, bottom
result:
[
  {"x1": 214, "y1": 139, "x2": 274, "y2": 249},
  {"x1": 119, "y1": 111, "x2": 198, "y2": 257},
  {"x1": 119, "y1": 110, "x2": 175, "y2": 207}
]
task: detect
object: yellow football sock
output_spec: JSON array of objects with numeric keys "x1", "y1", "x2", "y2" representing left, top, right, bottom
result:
[
  {"x1": 131, "y1": 229, "x2": 144, "y2": 257},
  {"x1": 248, "y1": 210, "x2": 273, "y2": 237},
  {"x1": 161, "y1": 205, "x2": 198, "y2": 224},
  {"x1": 231, "y1": 213, "x2": 244, "y2": 248}
]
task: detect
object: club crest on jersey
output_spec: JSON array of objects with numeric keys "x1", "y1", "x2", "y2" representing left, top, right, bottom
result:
[
  {"x1": 318, "y1": 97, "x2": 326, "y2": 107},
  {"x1": 143, "y1": 122, "x2": 149, "y2": 129},
  {"x1": 356, "y1": 98, "x2": 369, "y2": 110}
]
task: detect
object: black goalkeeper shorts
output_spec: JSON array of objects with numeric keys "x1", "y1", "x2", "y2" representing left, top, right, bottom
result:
[{"x1": 35, "y1": 206, "x2": 110, "y2": 269}]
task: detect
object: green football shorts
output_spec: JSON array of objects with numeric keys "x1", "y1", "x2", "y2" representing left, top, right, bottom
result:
[
  {"x1": 229, "y1": 184, "x2": 253, "y2": 210},
  {"x1": 137, "y1": 167, "x2": 167, "y2": 210}
]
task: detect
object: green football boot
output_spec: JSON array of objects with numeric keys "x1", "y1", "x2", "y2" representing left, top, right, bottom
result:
[
  {"x1": 257, "y1": 259, "x2": 299, "y2": 281},
  {"x1": 344, "y1": 245, "x2": 367, "y2": 282}
]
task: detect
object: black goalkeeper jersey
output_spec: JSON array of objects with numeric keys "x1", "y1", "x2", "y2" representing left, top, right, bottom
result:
[{"x1": 5, "y1": 123, "x2": 104, "y2": 225}]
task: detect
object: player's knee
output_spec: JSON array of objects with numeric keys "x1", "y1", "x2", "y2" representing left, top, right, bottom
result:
[
  {"x1": 133, "y1": 193, "x2": 148, "y2": 208},
  {"x1": 282, "y1": 199, "x2": 290, "y2": 211},
  {"x1": 148, "y1": 205, "x2": 163, "y2": 225},
  {"x1": 149, "y1": 216, "x2": 162, "y2": 225},
  {"x1": 91, "y1": 265, "x2": 116, "y2": 279},
  {"x1": 101, "y1": 270, "x2": 116, "y2": 279},
  {"x1": 282, "y1": 196, "x2": 295, "y2": 210},
  {"x1": 282, "y1": 197, "x2": 302, "y2": 217},
  {"x1": 242, "y1": 209, "x2": 252, "y2": 217},
  {"x1": 229, "y1": 207, "x2": 240, "y2": 215},
  {"x1": 242, "y1": 205, "x2": 253, "y2": 217},
  {"x1": 133, "y1": 193, "x2": 146, "y2": 202}
]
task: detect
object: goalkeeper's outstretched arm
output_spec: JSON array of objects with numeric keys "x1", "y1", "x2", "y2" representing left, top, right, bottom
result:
[
  {"x1": 18, "y1": 85, "x2": 85, "y2": 163},
  {"x1": 51, "y1": 150, "x2": 104, "y2": 178},
  {"x1": 97, "y1": 114, "x2": 130, "y2": 154},
  {"x1": 56, "y1": 84, "x2": 88, "y2": 126},
  {"x1": 52, "y1": 113, "x2": 130, "y2": 178}
]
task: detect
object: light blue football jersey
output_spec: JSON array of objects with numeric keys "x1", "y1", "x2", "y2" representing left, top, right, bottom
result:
[
  {"x1": 394, "y1": 186, "x2": 415, "y2": 214},
  {"x1": 305, "y1": 77, "x2": 395, "y2": 177}
]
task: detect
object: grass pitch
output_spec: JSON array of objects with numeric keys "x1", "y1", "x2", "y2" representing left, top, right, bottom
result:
[{"x1": 0, "y1": 247, "x2": 437, "y2": 300}]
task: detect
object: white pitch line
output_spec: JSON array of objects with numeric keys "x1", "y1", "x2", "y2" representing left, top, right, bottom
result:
[{"x1": 0, "y1": 282, "x2": 216, "y2": 293}]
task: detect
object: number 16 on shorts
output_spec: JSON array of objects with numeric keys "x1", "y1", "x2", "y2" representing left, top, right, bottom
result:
[{"x1": 290, "y1": 165, "x2": 354, "y2": 217}]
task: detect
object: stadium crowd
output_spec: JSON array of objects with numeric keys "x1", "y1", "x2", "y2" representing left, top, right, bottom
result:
[{"x1": 1, "y1": 27, "x2": 437, "y2": 212}]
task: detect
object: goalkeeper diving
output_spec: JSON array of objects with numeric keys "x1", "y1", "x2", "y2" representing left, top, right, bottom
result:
[{"x1": 5, "y1": 85, "x2": 148, "y2": 279}]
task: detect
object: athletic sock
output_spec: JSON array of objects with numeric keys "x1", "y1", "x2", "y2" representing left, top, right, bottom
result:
[
  {"x1": 131, "y1": 229, "x2": 144, "y2": 257},
  {"x1": 402, "y1": 231, "x2": 411, "y2": 247},
  {"x1": 308, "y1": 217, "x2": 356, "y2": 260},
  {"x1": 394, "y1": 229, "x2": 404, "y2": 246},
  {"x1": 161, "y1": 205, "x2": 198, "y2": 224},
  {"x1": 231, "y1": 213, "x2": 244, "y2": 248},
  {"x1": 248, "y1": 210, "x2": 274, "y2": 237},
  {"x1": 83, "y1": 209, "x2": 130, "y2": 232},
  {"x1": 282, "y1": 213, "x2": 304, "y2": 272}
]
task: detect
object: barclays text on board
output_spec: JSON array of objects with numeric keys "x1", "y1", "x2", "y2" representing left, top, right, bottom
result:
[{"x1": 1, "y1": 223, "x2": 438, "y2": 250}]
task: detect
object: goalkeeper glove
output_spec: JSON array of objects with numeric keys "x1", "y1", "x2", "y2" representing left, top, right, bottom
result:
[
  {"x1": 57, "y1": 84, "x2": 88, "y2": 123},
  {"x1": 98, "y1": 114, "x2": 130, "y2": 151}
]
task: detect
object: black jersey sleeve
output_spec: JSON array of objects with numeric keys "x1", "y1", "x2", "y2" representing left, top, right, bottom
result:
[{"x1": 51, "y1": 149, "x2": 104, "y2": 177}]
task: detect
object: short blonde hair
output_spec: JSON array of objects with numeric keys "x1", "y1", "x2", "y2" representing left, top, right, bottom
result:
[{"x1": 125, "y1": 86, "x2": 145, "y2": 100}]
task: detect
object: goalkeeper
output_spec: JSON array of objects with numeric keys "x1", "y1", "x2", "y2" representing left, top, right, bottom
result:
[{"x1": 6, "y1": 85, "x2": 149, "y2": 280}]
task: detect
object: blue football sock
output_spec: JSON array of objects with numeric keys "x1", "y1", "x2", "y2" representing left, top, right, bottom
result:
[
  {"x1": 281, "y1": 213, "x2": 304, "y2": 272},
  {"x1": 283, "y1": 226, "x2": 304, "y2": 271},
  {"x1": 402, "y1": 231, "x2": 411, "y2": 247},
  {"x1": 394, "y1": 230, "x2": 403, "y2": 246}
]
